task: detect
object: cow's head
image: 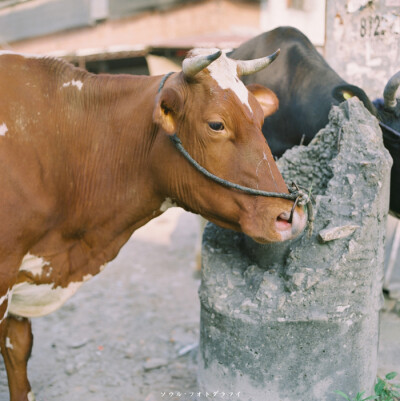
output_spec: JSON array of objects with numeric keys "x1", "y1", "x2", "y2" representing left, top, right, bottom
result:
[{"x1": 152, "y1": 48, "x2": 307, "y2": 243}]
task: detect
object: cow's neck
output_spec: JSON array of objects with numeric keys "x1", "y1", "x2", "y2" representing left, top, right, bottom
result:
[
  {"x1": 60, "y1": 74, "x2": 163, "y2": 225},
  {"x1": 28, "y1": 71, "x2": 168, "y2": 281}
]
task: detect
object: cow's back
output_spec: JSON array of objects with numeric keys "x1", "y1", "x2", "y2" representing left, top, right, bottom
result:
[
  {"x1": 0, "y1": 53, "x2": 84, "y2": 145},
  {"x1": 0, "y1": 55, "x2": 80, "y2": 215}
]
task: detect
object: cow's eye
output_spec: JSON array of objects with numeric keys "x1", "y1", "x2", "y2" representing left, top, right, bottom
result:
[{"x1": 208, "y1": 122, "x2": 225, "y2": 131}]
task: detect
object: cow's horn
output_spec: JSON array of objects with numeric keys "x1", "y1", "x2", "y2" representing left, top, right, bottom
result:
[
  {"x1": 384, "y1": 71, "x2": 400, "y2": 109},
  {"x1": 182, "y1": 50, "x2": 222, "y2": 78},
  {"x1": 235, "y1": 49, "x2": 280, "y2": 76}
]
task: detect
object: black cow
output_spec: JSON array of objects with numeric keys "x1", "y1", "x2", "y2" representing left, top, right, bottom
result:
[{"x1": 230, "y1": 26, "x2": 400, "y2": 217}]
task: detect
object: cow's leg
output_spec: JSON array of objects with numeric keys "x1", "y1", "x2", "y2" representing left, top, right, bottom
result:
[
  {"x1": 0, "y1": 260, "x2": 34, "y2": 401},
  {"x1": 0, "y1": 198, "x2": 45, "y2": 400},
  {"x1": 0, "y1": 315, "x2": 34, "y2": 401}
]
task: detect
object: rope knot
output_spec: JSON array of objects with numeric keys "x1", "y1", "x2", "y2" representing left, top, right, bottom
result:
[
  {"x1": 295, "y1": 189, "x2": 310, "y2": 206},
  {"x1": 289, "y1": 182, "x2": 312, "y2": 205},
  {"x1": 288, "y1": 182, "x2": 314, "y2": 237}
]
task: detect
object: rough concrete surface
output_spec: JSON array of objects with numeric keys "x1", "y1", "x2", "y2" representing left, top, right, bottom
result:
[{"x1": 199, "y1": 98, "x2": 394, "y2": 401}]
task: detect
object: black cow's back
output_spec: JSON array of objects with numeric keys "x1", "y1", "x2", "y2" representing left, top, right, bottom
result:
[{"x1": 230, "y1": 27, "x2": 368, "y2": 157}]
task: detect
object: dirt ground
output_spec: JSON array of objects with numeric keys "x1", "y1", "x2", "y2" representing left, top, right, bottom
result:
[{"x1": 0, "y1": 208, "x2": 399, "y2": 401}]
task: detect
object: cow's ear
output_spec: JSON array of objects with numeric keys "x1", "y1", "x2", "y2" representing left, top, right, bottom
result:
[
  {"x1": 332, "y1": 85, "x2": 357, "y2": 102},
  {"x1": 247, "y1": 84, "x2": 279, "y2": 118},
  {"x1": 153, "y1": 87, "x2": 182, "y2": 135},
  {"x1": 332, "y1": 84, "x2": 376, "y2": 114}
]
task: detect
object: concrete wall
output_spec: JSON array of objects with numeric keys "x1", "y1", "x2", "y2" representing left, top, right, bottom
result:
[{"x1": 325, "y1": 0, "x2": 400, "y2": 99}]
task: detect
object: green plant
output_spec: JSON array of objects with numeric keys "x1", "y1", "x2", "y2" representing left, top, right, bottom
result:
[
  {"x1": 334, "y1": 389, "x2": 378, "y2": 401},
  {"x1": 335, "y1": 372, "x2": 400, "y2": 401},
  {"x1": 374, "y1": 372, "x2": 400, "y2": 401}
]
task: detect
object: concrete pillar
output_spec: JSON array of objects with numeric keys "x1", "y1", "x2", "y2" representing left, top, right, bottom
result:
[{"x1": 198, "y1": 98, "x2": 392, "y2": 401}]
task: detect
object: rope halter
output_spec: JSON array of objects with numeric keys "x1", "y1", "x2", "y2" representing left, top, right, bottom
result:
[{"x1": 158, "y1": 72, "x2": 314, "y2": 236}]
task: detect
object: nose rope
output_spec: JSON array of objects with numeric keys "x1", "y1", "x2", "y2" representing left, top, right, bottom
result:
[
  {"x1": 379, "y1": 121, "x2": 400, "y2": 138},
  {"x1": 158, "y1": 72, "x2": 314, "y2": 236},
  {"x1": 170, "y1": 134, "x2": 314, "y2": 236}
]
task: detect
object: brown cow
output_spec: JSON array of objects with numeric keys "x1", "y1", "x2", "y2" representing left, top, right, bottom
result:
[{"x1": 0, "y1": 48, "x2": 306, "y2": 401}]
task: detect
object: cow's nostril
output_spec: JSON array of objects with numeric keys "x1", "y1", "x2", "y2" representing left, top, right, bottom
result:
[
  {"x1": 276, "y1": 212, "x2": 292, "y2": 230},
  {"x1": 278, "y1": 212, "x2": 291, "y2": 222}
]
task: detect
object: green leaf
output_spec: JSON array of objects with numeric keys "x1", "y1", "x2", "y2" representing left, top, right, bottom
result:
[
  {"x1": 386, "y1": 372, "x2": 398, "y2": 381},
  {"x1": 376, "y1": 379, "x2": 386, "y2": 395},
  {"x1": 362, "y1": 396, "x2": 379, "y2": 400},
  {"x1": 335, "y1": 390, "x2": 352, "y2": 400},
  {"x1": 355, "y1": 392, "x2": 365, "y2": 401}
]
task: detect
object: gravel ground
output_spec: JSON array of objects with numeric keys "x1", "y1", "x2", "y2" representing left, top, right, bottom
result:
[{"x1": 0, "y1": 208, "x2": 399, "y2": 401}]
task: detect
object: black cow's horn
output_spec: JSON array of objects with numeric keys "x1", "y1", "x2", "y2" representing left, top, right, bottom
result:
[
  {"x1": 182, "y1": 50, "x2": 222, "y2": 78},
  {"x1": 235, "y1": 49, "x2": 280, "y2": 76},
  {"x1": 384, "y1": 71, "x2": 400, "y2": 109}
]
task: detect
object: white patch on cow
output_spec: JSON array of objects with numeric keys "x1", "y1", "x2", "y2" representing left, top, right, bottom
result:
[
  {"x1": 9, "y1": 252, "x2": 89, "y2": 318},
  {"x1": 0, "y1": 289, "x2": 12, "y2": 324},
  {"x1": 0, "y1": 289, "x2": 10, "y2": 307},
  {"x1": 83, "y1": 274, "x2": 93, "y2": 282},
  {"x1": 160, "y1": 198, "x2": 177, "y2": 212},
  {"x1": 192, "y1": 48, "x2": 252, "y2": 113},
  {"x1": 5, "y1": 337, "x2": 13, "y2": 350},
  {"x1": 8, "y1": 281, "x2": 84, "y2": 318},
  {"x1": 19, "y1": 253, "x2": 50, "y2": 277},
  {"x1": 62, "y1": 80, "x2": 83, "y2": 91},
  {"x1": 27, "y1": 391, "x2": 36, "y2": 401},
  {"x1": 0, "y1": 123, "x2": 8, "y2": 136}
]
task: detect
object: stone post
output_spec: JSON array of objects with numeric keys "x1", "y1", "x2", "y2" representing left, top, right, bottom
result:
[{"x1": 198, "y1": 98, "x2": 392, "y2": 401}]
